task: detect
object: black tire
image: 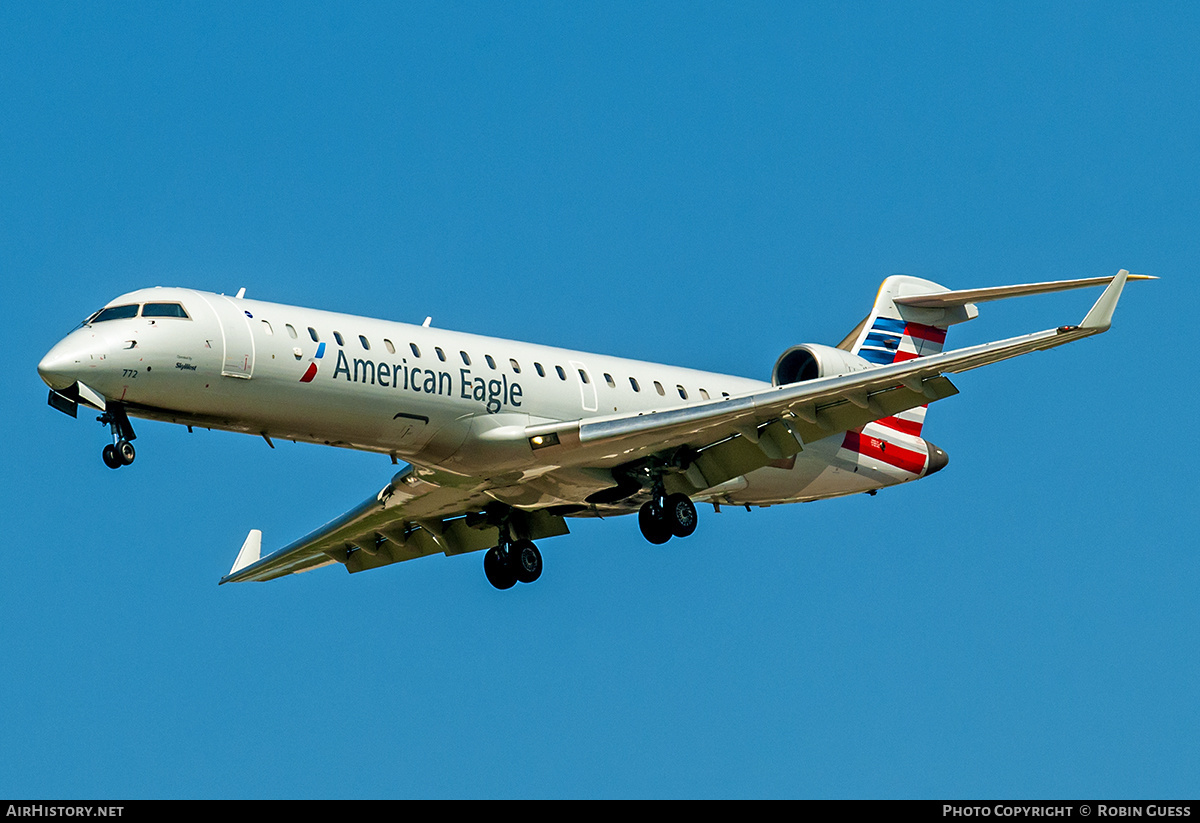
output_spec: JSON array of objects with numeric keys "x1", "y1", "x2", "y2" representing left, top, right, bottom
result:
[
  {"x1": 102, "y1": 444, "x2": 122, "y2": 470},
  {"x1": 666, "y1": 493, "x2": 697, "y2": 538},
  {"x1": 483, "y1": 546, "x2": 518, "y2": 590},
  {"x1": 638, "y1": 500, "x2": 672, "y2": 545},
  {"x1": 512, "y1": 540, "x2": 542, "y2": 583},
  {"x1": 117, "y1": 439, "x2": 136, "y2": 466}
]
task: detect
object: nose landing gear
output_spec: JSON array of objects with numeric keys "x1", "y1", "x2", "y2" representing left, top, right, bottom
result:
[
  {"x1": 97, "y1": 405, "x2": 137, "y2": 470},
  {"x1": 101, "y1": 441, "x2": 135, "y2": 469}
]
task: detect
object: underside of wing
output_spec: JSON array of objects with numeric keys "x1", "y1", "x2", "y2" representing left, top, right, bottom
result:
[{"x1": 220, "y1": 465, "x2": 569, "y2": 583}]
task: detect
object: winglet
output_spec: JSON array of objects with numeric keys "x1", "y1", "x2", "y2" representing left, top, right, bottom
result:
[
  {"x1": 228, "y1": 529, "x2": 263, "y2": 578},
  {"x1": 1079, "y1": 269, "x2": 1130, "y2": 331}
]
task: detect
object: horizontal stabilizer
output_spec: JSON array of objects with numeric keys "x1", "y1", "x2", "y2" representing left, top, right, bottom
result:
[{"x1": 894, "y1": 272, "x2": 1154, "y2": 308}]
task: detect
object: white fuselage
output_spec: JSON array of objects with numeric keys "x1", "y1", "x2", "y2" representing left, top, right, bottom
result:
[{"x1": 39, "y1": 287, "x2": 941, "y2": 513}]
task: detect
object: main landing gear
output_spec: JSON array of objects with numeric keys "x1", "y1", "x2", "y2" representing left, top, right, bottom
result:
[
  {"x1": 97, "y1": 404, "x2": 137, "y2": 470},
  {"x1": 483, "y1": 538, "x2": 543, "y2": 590},
  {"x1": 638, "y1": 489, "x2": 697, "y2": 545},
  {"x1": 478, "y1": 505, "x2": 545, "y2": 591}
]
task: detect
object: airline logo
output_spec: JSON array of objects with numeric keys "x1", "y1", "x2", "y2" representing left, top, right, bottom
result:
[
  {"x1": 298, "y1": 342, "x2": 525, "y2": 414},
  {"x1": 853, "y1": 315, "x2": 945, "y2": 441},
  {"x1": 299, "y1": 342, "x2": 326, "y2": 383},
  {"x1": 840, "y1": 428, "x2": 928, "y2": 475},
  {"x1": 858, "y1": 317, "x2": 947, "y2": 365}
]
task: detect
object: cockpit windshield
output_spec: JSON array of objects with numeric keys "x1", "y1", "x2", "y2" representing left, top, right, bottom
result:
[
  {"x1": 142, "y1": 303, "x2": 190, "y2": 318},
  {"x1": 85, "y1": 305, "x2": 139, "y2": 324},
  {"x1": 82, "y1": 302, "x2": 190, "y2": 325}
]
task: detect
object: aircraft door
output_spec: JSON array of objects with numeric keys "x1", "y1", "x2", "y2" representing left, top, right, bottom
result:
[
  {"x1": 569, "y1": 360, "x2": 598, "y2": 412},
  {"x1": 195, "y1": 293, "x2": 256, "y2": 379}
]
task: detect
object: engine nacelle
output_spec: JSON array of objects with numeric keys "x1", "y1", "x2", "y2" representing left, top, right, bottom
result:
[{"x1": 771, "y1": 343, "x2": 873, "y2": 386}]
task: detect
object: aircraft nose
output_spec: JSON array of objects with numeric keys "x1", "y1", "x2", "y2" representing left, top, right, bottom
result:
[
  {"x1": 924, "y1": 440, "x2": 950, "y2": 475},
  {"x1": 38, "y1": 332, "x2": 107, "y2": 391}
]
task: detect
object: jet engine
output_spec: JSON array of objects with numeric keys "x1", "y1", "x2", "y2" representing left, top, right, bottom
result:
[{"x1": 771, "y1": 344, "x2": 873, "y2": 386}]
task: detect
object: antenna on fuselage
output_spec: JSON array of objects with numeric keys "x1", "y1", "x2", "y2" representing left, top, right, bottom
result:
[
  {"x1": 422, "y1": 317, "x2": 432, "y2": 327},
  {"x1": 236, "y1": 288, "x2": 246, "y2": 299}
]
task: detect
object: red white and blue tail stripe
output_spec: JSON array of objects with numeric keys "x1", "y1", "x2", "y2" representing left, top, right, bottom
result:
[
  {"x1": 857, "y1": 315, "x2": 948, "y2": 365},
  {"x1": 839, "y1": 275, "x2": 968, "y2": 468}
]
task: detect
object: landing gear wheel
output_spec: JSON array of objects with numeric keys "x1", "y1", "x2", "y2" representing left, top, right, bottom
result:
[
  {"x1": 117, "y1": 439, "x2": 136, "y2": 466},
  {"x1": 638, "y1": 500, "x2": 673, "y2": 545},
  {"x1": 102, "y1": 444, "x2": 122, "y2": 470},
  {"x1": 512, "y1": 539, "x2": 542, "y2": 583},
  {"x1": 666, "y1": 493, "x2": 697, "y2": 538},
  {"x1": 483, "y1": 546, "x2": 518, "y2": 590}
]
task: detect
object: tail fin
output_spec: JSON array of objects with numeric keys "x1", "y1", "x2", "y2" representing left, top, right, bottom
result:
[
  {"x1": 849, "y1": 275, "x2": 978, "y2": 365},
  {"x1": 847, "y1": 275, "x2": 978, "y2": 436}
]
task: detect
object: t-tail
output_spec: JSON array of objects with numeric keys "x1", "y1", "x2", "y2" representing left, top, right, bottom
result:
[{"x1": 837, "y1": 270, "x2": 1148, "y2": 476}]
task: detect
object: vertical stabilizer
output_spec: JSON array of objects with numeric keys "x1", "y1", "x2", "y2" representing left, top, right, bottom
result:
[{"x1": 850, "y1": 275, "x2": 978, "y2": 365}]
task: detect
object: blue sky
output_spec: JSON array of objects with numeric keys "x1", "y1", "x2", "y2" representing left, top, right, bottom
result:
[{"x1": 2, "y1": 3, "x2": 1196, "y2": 798}]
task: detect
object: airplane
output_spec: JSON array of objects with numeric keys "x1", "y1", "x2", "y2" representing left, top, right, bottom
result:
[{"x1": 37, "y1": 270, "x2": 1149, "y2": 590}]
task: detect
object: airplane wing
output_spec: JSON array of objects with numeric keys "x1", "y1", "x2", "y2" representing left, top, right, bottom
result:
[
  {"x1": 222, "y1": 270, "x2": 1132, "y2": 584},
  {"x1": 220, "y1": 465, "x2": 571, "y2": 583},
  {"x1": 520, "y1": 270, "x2": 1133, "y2": 494}
]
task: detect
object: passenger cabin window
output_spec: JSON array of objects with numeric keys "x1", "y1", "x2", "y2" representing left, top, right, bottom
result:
[
  {"x1": 509, "y1": 359, "x2": 521, "y2": 374},
  {"x1": 485, "y1": 355, "x2": 496, "y2": 369},
  {"x1": 630, "y1": 377, "x2": 641, "y2": 392},
  {"x1": 359, "y1": 335, "x2": 370, "y2": 350},
  {"x1": 699, "y1": 389, "x2": 710, "y2": 400},
  {"x1": 555, "y1": 366, "x2": 567, "y2": 381},
  {"x1": 261, "y1": 320, "x2": 273, "y2": 335},
  {"x1": 654, "y1": 381, "x2": 665, "y2": 396},
  {"x1": 435, "y1": 347, "x2": 446, "y2": 362},
  {"x1": 677, "y1": 385, "x2": 687, "y2": 400},
  {"x1": 334, "y1": 331, "x2": 344, "y2": 346},
  {"x1": 384, "y1": 339, "x2": 395, "y2": 354},
  {"x1": 535, "y1": 363, "x2": 545, "y2": 377},
  {"x1": 460, "y1": 351, "x2": 471, "y2": 366},
  {"x1": 410, "y1": 343, "x2": 421, "y2": 358},
  {"x1": 578, "y1": 369, "x2": 590, "y2": 384},
  {"x1": 90, "y1": 305, "x2": 139, "y2": 323},
  {"x1": 604, "y1": 373, "x2": 615, "y2": 388},
  {"x1": 142, "y1": 303, "x2": 190, "y2": 319},
  {"x1": 286, "y1": 324, "x2": 298, "y2": 339},
  {"x1": 308, "y1": 327, "x2": 319, "y2": 342}
]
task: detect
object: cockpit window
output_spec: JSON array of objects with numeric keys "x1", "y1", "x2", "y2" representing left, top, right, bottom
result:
[
  {"x1": 89, "y1": 305, "x2": 139, "y2": 323},
  {"x1": 142, "y1": 302, "x2": 190, "y2": 319}
]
